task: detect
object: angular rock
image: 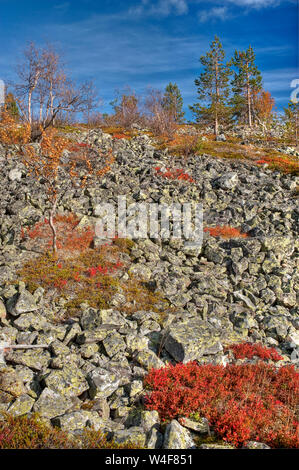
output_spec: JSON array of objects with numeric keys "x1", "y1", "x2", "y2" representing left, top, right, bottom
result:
[
  {"x1": 33, "y1": 387, "x2": 73, "y2": 419},
  {"x1": 87, "y1": 367, "x2": 121, "y2": 399},
  {"x1": 163, "y1": 420, "x2": 196, "y2": 449},
  {"x1": 43, "y1": 364, "x2": 89, "y2": 397}
]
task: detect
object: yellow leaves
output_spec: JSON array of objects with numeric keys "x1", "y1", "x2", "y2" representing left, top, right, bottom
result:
[{"x1": 0, "y1": 108, "x2": 31, "y2": 145}]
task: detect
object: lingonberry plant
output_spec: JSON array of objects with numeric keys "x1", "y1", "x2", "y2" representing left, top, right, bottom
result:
[{"x1": 143, "y1": 347, "x2": 299, "y2": 448}]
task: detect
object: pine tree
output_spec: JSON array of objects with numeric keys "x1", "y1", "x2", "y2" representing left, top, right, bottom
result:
[
  {"x1": 162, "y1": 82, "x2": 185, "y2": 123},
  {"x1": 230, "y1": 45, "x2": 262, "y2": 127},
  {"x1": 283, "y1": 101, "x2": 299, "y2": 146},
  {"x1": 189, "y1": 36, "x2": 231, "y2": 136}
]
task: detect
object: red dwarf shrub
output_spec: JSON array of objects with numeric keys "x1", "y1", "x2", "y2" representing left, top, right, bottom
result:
[
  {"x1": 204, "y1": 226, "x2": 248, "y2": 239},
  {"x1": 154, "y1": 167, "x2": 195, "y2": 184},
  {"x1": 226, "y1": 342, "x2": 283, "y2": 362},
  {"x1": 144, "y1": 356, "x2": 299, "y2": 448},
  {"x1": 20, "y1": 212, "x2": 95, "y2": 254}
]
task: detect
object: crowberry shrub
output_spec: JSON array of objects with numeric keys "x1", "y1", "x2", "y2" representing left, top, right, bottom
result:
[{"x1": 0, "y1": 413, "x2": 142, "y2": 449}]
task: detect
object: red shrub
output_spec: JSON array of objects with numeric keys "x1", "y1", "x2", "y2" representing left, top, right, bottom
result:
[
  {"x1": 226, "y1": 342, "x2": 283, "y2": 362},
  {"x1": 20, "y1": 213, "x2": 95, "y2": 253},
  {"x1": 204, "y1": 226, "x2": 248, "y2": 239},
  {"x1": 155, "y1": 167, "x2": 195, "y2": 184},
  {"x1": 144, "y1": 359, "x2": 299, "y2": 448}
]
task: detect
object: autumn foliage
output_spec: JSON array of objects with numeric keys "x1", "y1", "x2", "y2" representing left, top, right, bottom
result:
[
  {"x1": 144, "y1": 346, "x2": 299, "y2": 448},
  {"x1": 204, "y1": 226, "x2": 248, "y2": 239},
  {"x1": 0, "y1": 108, "x2": 31, "y2": 145},
  {"x1": 154, "y1": 167, "x2": 195, "y2": 183},
  {"x1": 226, "y1": 342, "x2": 284, "y2": 362},
  {"x1": 20, "y1": 213, "x2": 95, "y2": 254},
  {"x1": 254, "y1": 90, "x2": 275, "y2": 123}
]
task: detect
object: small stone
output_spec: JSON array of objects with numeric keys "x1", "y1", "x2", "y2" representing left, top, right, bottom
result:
[{"x1": 8, "y1": 168, "x2": 22, "y2": 182}]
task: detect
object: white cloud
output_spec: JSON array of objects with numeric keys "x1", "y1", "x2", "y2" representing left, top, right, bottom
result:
[
  {"x1": 198, "y1": 6, "x2": 229, "y2": 22},
  {"x1": 225, "y1": 0, "x2": 280, "y2": 6},
  {"x1": 129, "y1": 0, "x2": 189, "y2": 17}
]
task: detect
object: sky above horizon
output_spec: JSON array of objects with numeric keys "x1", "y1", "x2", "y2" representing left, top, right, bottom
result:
[{"x1": 0, "y1": 0, "x2": 298, "y2": 120}]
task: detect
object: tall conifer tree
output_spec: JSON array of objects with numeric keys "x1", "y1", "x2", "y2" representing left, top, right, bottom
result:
[
  {"x1": 163, "y1": 82, "x2": 185, "y2": 123},
  {"x1": 230, "y1": 46, "x2": 262, "y2": 126},
  {"x1": 189, "y1": 36, "x2": 231, "y2": 136}
]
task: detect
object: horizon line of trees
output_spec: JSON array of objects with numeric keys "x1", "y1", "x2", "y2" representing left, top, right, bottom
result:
[{"x1": 1, "y1": 38, "x2": 298, "y2": 142}]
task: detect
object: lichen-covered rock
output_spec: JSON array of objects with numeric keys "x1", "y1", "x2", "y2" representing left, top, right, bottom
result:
[
  {"x1": 243, "y1": 441, "x2": 271, "y2": 449},
  {"x1": 6, "y1": 290, "x2": 38, "y2": 316},
  {"x1": 7, "y1": 394, "x2": 35, "y2": 416},
  {"x1": 178, "y1": 416, "x2": 210, "y2": 434},
  {"x1": 5, "y1": 349, "x2": 51, "y2": 371},
  {"x1": 0, "y1": 367, "x2": 26, "y2": 397},
  {"x1": 135, "y1": 349, "x2": 164, "y2": 371},
  {"x1": 52, "y1": 410, "x2": 92, "y2": 431},
  {"x1": 163, "y1": 420, "x2": 196, "y2": 449},
  {"x1": 112, "y1": 426, "x2": 147, "y2": 447},
  {"x1": 33, "y1": 387, "x2": 73, "y2": 419},
  {"x1": 0, "y1": 299, "x2": 7, "y2": 321},
  {"x1": 43, "y1": 364, "x2": 89, "y2": 397},
  {"x1": 87, "y1": 367, "x2": 121, "y2": 399},
  {"x1": 164, "y1": 318, "x2": 242, "y2": 362},
  {"x1": 102, "y1": 333, "x2": 126, "y2": 358}
]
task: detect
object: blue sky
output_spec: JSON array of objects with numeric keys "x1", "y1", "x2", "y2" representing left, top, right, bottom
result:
[{"x1": 0, "y1": 0, "x2": 297, "y2": 119}]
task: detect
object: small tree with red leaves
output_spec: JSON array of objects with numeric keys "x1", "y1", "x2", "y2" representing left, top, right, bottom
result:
[{"x1": 22, "y1": 128, "x2": 114, "y2": 253}]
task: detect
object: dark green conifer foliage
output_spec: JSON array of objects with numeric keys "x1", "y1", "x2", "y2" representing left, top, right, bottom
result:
[
  {"x1": 163, "y1": 82, "x2": 185, "y2": 123},
  {"x1": 230, "y1": 46, "x2": 262, "y2": 126},
  {"x1": 189, "y1": 36, "x2": 231, "y2": 136}
]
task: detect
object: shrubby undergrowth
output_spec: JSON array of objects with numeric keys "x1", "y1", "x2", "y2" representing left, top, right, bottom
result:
[{"x1": 144, "y1": 343, "x2": 299, "y2": 448}]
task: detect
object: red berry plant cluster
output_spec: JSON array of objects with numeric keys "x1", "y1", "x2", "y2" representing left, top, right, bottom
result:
[
  {"x1": 154, "y1": 167, "x2": 195, "y2": 183},
  {"x1": 143, "y1": 343, "x2": 299, "y2": 448}
]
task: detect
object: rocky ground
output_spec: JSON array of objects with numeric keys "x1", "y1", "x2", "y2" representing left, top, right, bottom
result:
[{"x1": 0, "y1": 128, "x2": 298, "y2": 449}]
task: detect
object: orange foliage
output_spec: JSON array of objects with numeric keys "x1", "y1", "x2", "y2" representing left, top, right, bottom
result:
[
  {"x1": 204, "y1": 226, "x2": 248, "y2": 239},
  {"x1": 0, "y1": 108, "x2": 31, "y2": 145},
  {"x1": 254, "y1": 90, "x2": 275, "y2": 122}
]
